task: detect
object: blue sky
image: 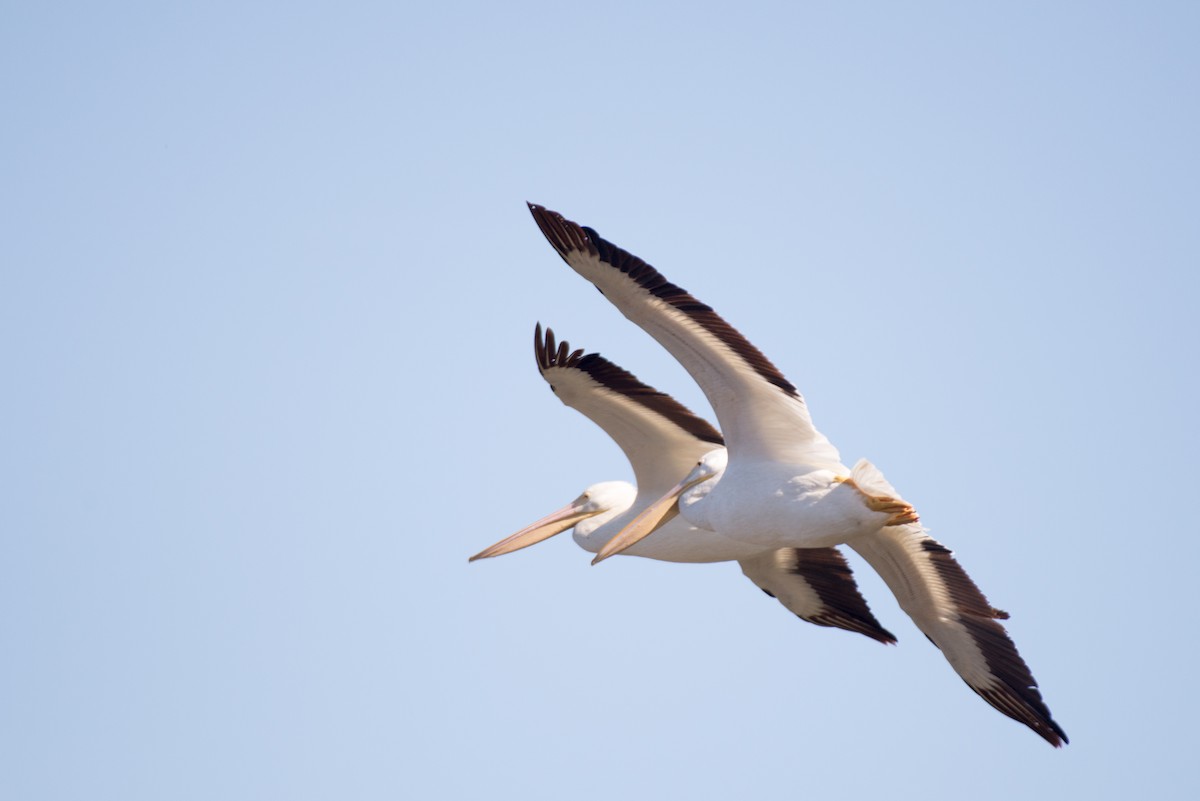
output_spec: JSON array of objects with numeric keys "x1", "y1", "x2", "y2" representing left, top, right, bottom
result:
[{"x1": 3, "y1": 2, "x2": 1198, "y2": 799}]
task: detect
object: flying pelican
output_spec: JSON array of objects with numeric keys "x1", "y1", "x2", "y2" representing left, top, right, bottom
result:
[
  {"x1": 526, "y1": 203, "x2": 1067, "y2": 747},
  {"x1": 470, "y1": 324, "x2": 895, "y2": 644}
]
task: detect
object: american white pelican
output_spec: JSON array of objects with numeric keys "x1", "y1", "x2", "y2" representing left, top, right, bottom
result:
[
  {"x1": 527, "y1": 204, "x2": 1067, "y2": 747},
  {"x1": 470, "y1": 324, "x2": 895, "y2": 644}
]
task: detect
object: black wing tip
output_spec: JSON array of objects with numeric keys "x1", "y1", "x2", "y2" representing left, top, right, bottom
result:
[
  {"x1": 920, "y1": 539, "x2": 1067, "y2": 748},
  {"x1": 1028, "y1": 712, "x2": 1068, "y2": 747},
  {"x1": 527, "y1": 202, "x2": 597, "y2": 260},
  {"x1": 534, "y1": 323, "x2": 584, "y2": 375},
  {"x1": 1023, "y1": 688, "x2": 1069, "y2": 747},
  {"x1": 786, "y1": 548, "x2": 897, "y2": 645},
  {"x1": 527, "y1": 202, "x2": 802, "y2": 400},
  {"x1": 802, "y1": 609, "x2": 896, "y2": 645},
  {"x1": 531, "y1": 322, "x2": 724, "y2": 446},
  {"x1": 809, "y1": 612, "x2": 897, "y2": 646},
  {"x1": 843, "y1": 618, "x2": 897, "y2": 645},
  {"x1": 975, "y1": 681, "x2": 1069, "y2": 748}
]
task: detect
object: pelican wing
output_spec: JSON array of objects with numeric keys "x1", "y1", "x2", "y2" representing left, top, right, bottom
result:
[
  {"x1": 529, "y1": 204, "x2": 841, "y2": 467},
  {"x1": 850, "y1": 524, "x2": 1068, "y2": 747},
  {"x1": 535, "y1": 326, "x2": 889, "y2": 644},
  {"x1": 740, "y1": 548, "x2": 896, "y2": 645},
  {"x1": 534, "y1": 324, "x2": 721, "y2": 494}
]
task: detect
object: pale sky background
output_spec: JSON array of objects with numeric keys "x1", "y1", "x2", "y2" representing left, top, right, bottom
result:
[{"x1": 3, "y1": 2, "x2": 1198, "y2": 799}]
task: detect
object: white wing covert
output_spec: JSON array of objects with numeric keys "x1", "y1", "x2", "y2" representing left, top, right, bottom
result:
[
  {"x1": 535, "y1": 324, "x2": 722, "y2": 495},
  {"x1": 529, "y1": 204, "x2": 842, "y2": 469},
  {"x1": 533, "y1": 325, "x2": 892, "y2": 645}
]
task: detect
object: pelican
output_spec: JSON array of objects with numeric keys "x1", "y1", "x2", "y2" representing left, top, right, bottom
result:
[
  {"x1": 527, "y1": 203, "x2": 1067, "y2": 747},
  {"x1": 470, "y1": 324, "x2": 895, "y2": 644}
]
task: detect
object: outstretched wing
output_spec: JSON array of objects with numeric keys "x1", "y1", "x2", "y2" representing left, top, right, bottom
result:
[
  {"x1": 534, "y1": 324, "x2": 721, "y2": 495},
  {"x1": 535, "y1": 326, "x2": 888, "y2": 644},
  {"x1": 740, "y1": 548, "x2": 896, "y2": 645},
  {"x1": 528, "y1": 204, "x2": 841, "y2": 469},
  {"x1": 850, "y1": 524, "x2": 1068, "y2": 747}
]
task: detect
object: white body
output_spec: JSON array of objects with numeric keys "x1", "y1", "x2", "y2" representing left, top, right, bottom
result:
[
  {"x1": 572, "y1": 483, "x2": 757, "y2": 563},
  {"x1": 683, "y1": 461, "x2": 890, "y2": 550},
  {"x1": 470, "y1": 325, "x2": 895, "y2": 643},
  {"x1": 527, "y1": 203, "x2": 1067, "y2": 747}
]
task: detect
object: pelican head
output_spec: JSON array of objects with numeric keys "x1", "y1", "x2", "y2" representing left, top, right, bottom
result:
[
  {"x1": 469, "y1": 481, "x2": 635, "y2": 562},
  {"x1": 591, "y1": 448, "x2": 727, "y2": 565}
]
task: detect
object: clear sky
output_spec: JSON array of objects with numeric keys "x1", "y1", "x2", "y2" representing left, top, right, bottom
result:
[{"x1": 3, "y1": 2, "x2": 1198, "y2": 799}]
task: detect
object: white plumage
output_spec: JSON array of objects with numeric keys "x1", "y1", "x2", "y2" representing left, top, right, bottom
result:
[
  {"x1": 470, "y1": 324, "x2": 895, "y2": 643},
  {"x1": 526, "y1": 203, "x2": 1066, "y2": 747}
]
